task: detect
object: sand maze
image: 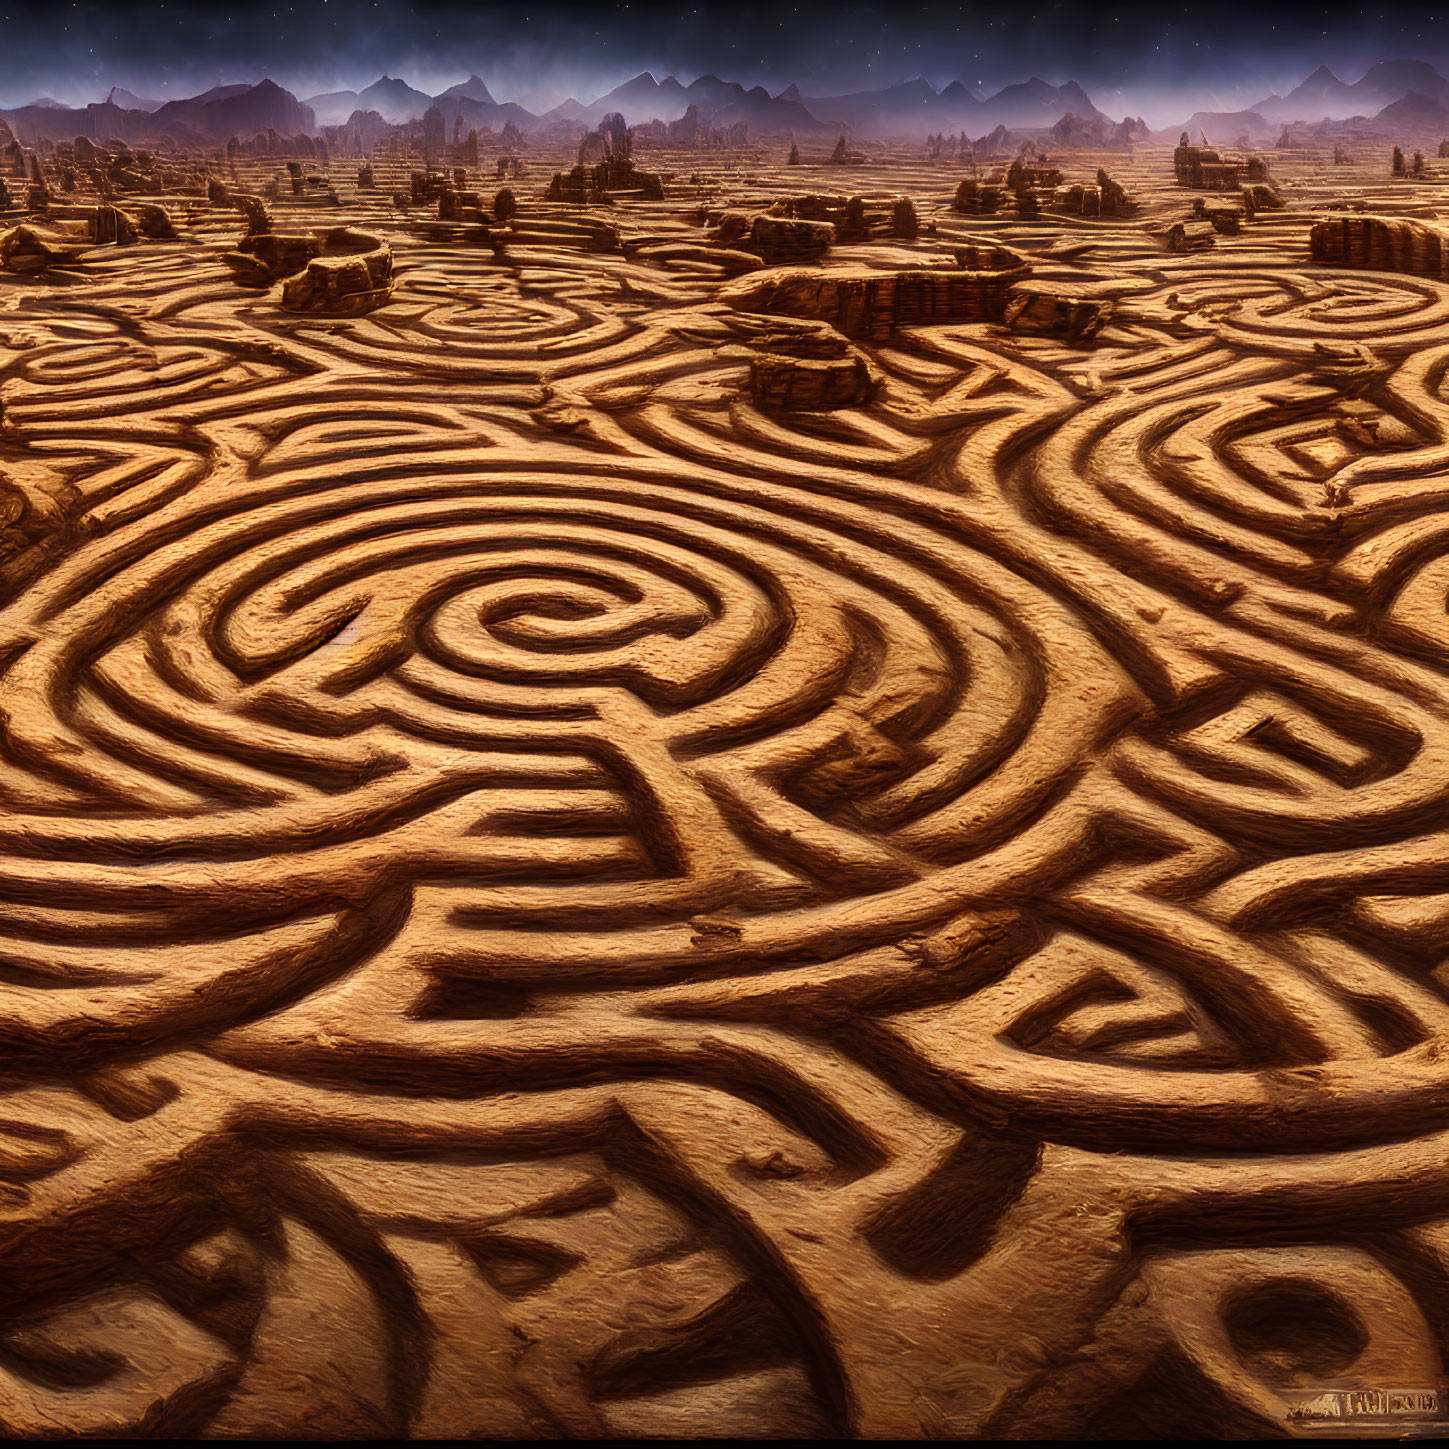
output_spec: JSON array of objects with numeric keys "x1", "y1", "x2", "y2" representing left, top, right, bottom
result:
[
  {"x1": 0, "y1": 423, "x2": 1128, "y2": 971},
  {"x1": 3, "y1": 145, "x2": 1449, "y2": 1436}
]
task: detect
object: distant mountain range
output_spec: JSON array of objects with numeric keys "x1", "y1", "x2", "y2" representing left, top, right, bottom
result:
[
  {"x1": 0, "y1": 79, "x2": 314, "y2": 147},
  {"x1": 5, "y1": 57, "x2": 1449, "y2": 148},
  {"x1": 309, "y1": 69, "x2": 1117, "y2": 138},
  {"x1": 302, "y1": 69, "x2": 1111, "y2": 137},
  {"x1": 1153, "y1": 58, "x2": 1449, "y2": 144},
  {"x1": 803, "y1": 75, "x2": 1107, "y2": 134},
  {"x1": 306, "y1": 76, "x2": 438, "y2": 126},
  {"x1": 549, "y1": 72, "x2": 824, "y2": 133},
  {"x1": 1251, "y1": 59, "x2": 1449, "y2": 122}
]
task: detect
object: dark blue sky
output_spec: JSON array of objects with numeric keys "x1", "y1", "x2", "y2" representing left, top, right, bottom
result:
[{"x1": 0, "y1": 1, "x2": 1440, "y2": 122}]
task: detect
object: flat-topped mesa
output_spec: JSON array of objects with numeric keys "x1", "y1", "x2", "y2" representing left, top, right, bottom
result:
[
  {"x1": 743, "y1": 322, "x2": 880, "y2": 410},
  {"x1": 719, "y1": 248, "x2": 1034, "y2": 341},
  {"x1": 1174, "y1": 141, "x2": 1272, "y2": 191},
  {"x1": 1311, "y1": 214, "x2": 1449, "y2": 280},
  {"x1": 278, "y1": 231, "x2": 393, "y2": 316}
]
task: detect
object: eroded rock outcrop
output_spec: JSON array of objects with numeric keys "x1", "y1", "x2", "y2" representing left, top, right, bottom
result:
[
  {"x1": 223, "y1": 225, "x2": 391, "y2": 312},
  {"x1": 710, "y1": 212, "x2": 835, "y2": 262},
  {"x1": 1310, "y1": 214, "x2": 1449, "y2": 279},
  {"x1": 748, "y1": 326, "x2": 879, "y2": 410},
  {"x1": 546, "y1": 152, "x2": 665, "y2": 204},
  {"x1": 1166, "y1": 219, "x2": 1217, "y2": 252},
  {"x1": 1002, "y1": 285, "x2": 1115, "y2": 343},
  {"x1": 1192, "y1": 197, "x2": 1244, "y2": 234},
  {"x1": 0, "y1": 224, "x2": 88, "y2": 274},
  {"x1": 952, "y1": 178, "x2": 1005, "y2": 215},
  {"x1": 1052, "y1": 169, "x2": 1137, "y2": 217},
  {"x1": 1174, "y1": 141, "x2": 1271, "y2": 190},
  {"x1": 1241, "y1": 181, "x2": 1285, "y2": 217},
  {"x1": 720, "y1": 246, "x2": 1033, "y2": 341},
  {"x1": 746, "y1": 194, "x2": 920, "y2": 243},
  {"x1": 278, "y1": 234, "x2": 393, "y2": 316}
]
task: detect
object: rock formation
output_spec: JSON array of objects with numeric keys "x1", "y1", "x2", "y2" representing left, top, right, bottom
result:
[
  {"x1": 1241, "y1": 181, "x2": 1285, "y2": 217},
  {"x1": 720, "y1": 247, "x2": 1034, "y2": 340},
  {"x1": 746, "y1": 324, "x2": 879, "y2": 410},
  {"x1": 1174, "y1": 140, "x2": 1271, "y2": 190},
  {"x1": 1166, "y1": 219, "x2": 1218, "y2": 251},
  {"x1": 1192, "y1": 197, "x2": 1244, "y2": 234},
  {"x1": 1052, "y1": 169, "x2": 1137, "y2": 217},
  {"x1": 547, "y1": 152, "x2": 664, "y2": 203},
  {"x1": 0, "y1": 223, "x2": 88, "y2": 274},
  {"x1": 278, "y1": 230, "x2": 393, "y2": 315},
  {"x1": 1001, "y1": 286, "x2": 1114, "y2": 343},
  {"x1": 952, "y1": 178, "x2": 1005, "y2": 215},
  {"x1": 710, "y1": 212, "x2": 835, "y2": 262},
  {"x1": 1311, "y1": 213, "x2": 1449, "y2": 279}
]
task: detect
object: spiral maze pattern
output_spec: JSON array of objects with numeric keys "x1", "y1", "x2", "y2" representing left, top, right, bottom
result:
[{"x1": 5, "y1": 170, "x2": 1449, "y2": 1437}]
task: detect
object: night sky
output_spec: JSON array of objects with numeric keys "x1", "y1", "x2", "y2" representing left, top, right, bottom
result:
[{"x1": 0, "y1": 1, "x2": 1441, "y2": 123}]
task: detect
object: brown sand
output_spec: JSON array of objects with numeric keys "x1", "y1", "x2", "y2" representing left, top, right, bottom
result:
[{"x1": 0, "y1": 137, "x2": 1448, "y2": 1438}]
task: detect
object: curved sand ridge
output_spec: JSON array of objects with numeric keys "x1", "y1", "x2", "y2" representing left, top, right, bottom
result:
[{"x1": 4, "y1": 145, "x2": 1449, "y2": 1438}]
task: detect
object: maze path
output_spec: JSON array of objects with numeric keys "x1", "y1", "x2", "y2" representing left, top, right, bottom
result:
[{"x1": 2, "y1": 153, "x2": 1449, "y2": 1437}]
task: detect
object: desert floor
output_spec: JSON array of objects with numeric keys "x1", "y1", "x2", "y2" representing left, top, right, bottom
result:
[{"x1": 1, "y1": 139, "x2": 1448, "y2": 1438}]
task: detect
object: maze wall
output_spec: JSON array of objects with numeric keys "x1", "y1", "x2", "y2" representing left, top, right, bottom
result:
[{"x1": 2, "y1": 162, "x2": 1449, "y2": 1437}]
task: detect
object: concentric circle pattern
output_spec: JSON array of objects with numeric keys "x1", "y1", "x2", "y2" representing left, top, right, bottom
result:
[{"x1": 4, "y1": 147, "x2": 1449, "y2": 1439}]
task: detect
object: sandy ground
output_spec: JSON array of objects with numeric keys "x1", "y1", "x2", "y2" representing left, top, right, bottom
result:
[{"x1": 1, "y1": 138, "x2": 1449, "y2": 1438}]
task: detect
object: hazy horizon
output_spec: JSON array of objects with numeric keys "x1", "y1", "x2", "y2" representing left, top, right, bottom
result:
[{"x1": 0, "y1": 1, "x2": 1442, "y2": 129}]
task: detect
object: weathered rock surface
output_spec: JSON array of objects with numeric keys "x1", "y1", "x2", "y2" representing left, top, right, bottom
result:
[
  {"x1": 1311, "y1": 213, "x2": 1449, "y2": 278},
  {"x1": 277, "y1": 232, "x2": 393, "y2": 315},
  {"x1": 0, "y1": 224, "x2": 88, "y2": 274},
  {"x1": 721, "y1": 249, "x2": 1033, "y2": 339}
]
